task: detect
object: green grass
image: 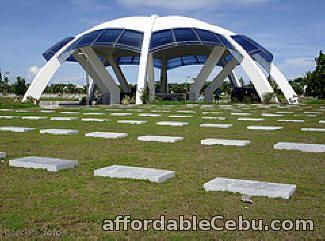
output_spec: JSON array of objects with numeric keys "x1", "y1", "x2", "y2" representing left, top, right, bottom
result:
[
  {"x1": 0, "y1": 97, "x2": 37, "y2": 109},
  {"x1": 0, "y1": 101, "x2": 324, "y2": 240}
]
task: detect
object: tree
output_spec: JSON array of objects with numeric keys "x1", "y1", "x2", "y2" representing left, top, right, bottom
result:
[
  {"x1": 290, "y1": 50, "x2": 324, "y2": 98},
  {"x1": 12, "y1": 77, "x2": 27, "y2": 96},
  {"x1": 0, "y1": 76, "x2": 11, "y2": 94},
  {"x1": 305, "y1": 51, "x2": 325, "y2": 98}
]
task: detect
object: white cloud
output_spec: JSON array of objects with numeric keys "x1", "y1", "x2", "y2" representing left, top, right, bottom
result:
[
  {"x1": 27, "y1": 66, "x2": 40, "y2": 80},
  {"x1": 279, "y1": 57, "x2": 315, "y2": 79},
  {"x1": 118, "y1": 0, "x2": 269, "y2": 11}
]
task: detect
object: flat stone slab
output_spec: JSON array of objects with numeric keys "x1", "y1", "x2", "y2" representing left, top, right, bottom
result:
[
  {"x1": 304, "y1": 111, "x2": 321, "y2": 114},
  {"x1": 247, "y1": 125, "x2": 283, "y2": 130},
  {"x1": 276, "y1": 111, "x2": 293, "y2": 114},
  {"x1": 231, "y1": 112, "x2": 251, "y2": 116},
  {"x1": 0, "y1": 109, "x2": 13, "y2": 112},
  {"x1": 94, "y1": 165, "x2": 175, "y2": 183},
  {"x1": 0, "y1": 152, "x2": 6, "y2": 158},
  {"x1": 176, "y1": 110, "x2": 196, "y2": 113},
  {"x1": 274, "y1": 142, "x2": 325, "y2": 153},
  {"x1": 83, "y1": 112, "x2": 105, "y2": 116},
  {"x1": 201, "y1": 138, "x2": 250, "y2": 147},
  {"x1": 138, "y1": 113, "x2": 161, "y2": 117},
  {"x1": 157, "y1": 121, "x2": 188, "y2": 127},
  {"x1": 51, "y1": 117, "x2": 78, "y2": 121},
  {"x1": 151, "y1": 110, "x2": 170, "y2": 113},
  {"x1": 238, "y1": 118, "x2": 265, "y2": 121},
  {"x1": 203, "y1": 177, "x2": 296, "y2": 199},
  {"x1": 0, "y1": 116, "x2": 18, "y2": 119},
  {"x1": 319, "y1": 120, "x2": 325, "y2": 124},
  {"x1": 202, "y1": 112, "x2": 223, "y2": 115},
  {"x1": 168, "y1": 115, "x2": 193, "y2": 118},
  {"x1": 111, "y1": 113, "x2": 133, "y2": 116},
  {"x1": 40, "y1": 110, "x2": 55, "y2": 113},
  {"x1": 262, "y1": 113, "x2": 284, "y2": 117},
  {"x1": 21, "y1": 116, "x2": 48, "y2": 120},
  {"x1": 15, "y1": 110, "x2": 33, "y2": 113},
  {"x1": 301, "y1": 128, "x2": 325, "y2": 132},
  {"x1": 200, "y1": 105, "x2": 215, "y2": 109},
  {"x1": 277, "y1": 119, "x2": 304, "y2": 123},
  {"x1": 202, "y1": 116, "x2": 227, "y2": 120},
  {"x1": 200, "y1": 124, "x2": 232, "y2": 128},
  {"x1": 40, "y1": 129, "x2": 79, "y2": 135},
  {"x1": 0, "y1": 126, "x2": 35, "y2": 133},
  {"x1": 81, "y1": 118, "x2": 107, "y2": 122},
  {"x1": 137, "y1": 135, "x2": 184, "y2": 143},
  {"x1": 9, "y1": 156, "x2": 78, "y2": 172},
  {"x1": 85, "y1": 132, "x2": 128, "y2": 139},
  {"x1": 117, "y1": 120, "x2": 147, "y2": 125},
  {"x1": 60, "y1": 111, "x2": 80, "y2": 114},
  {"x1": 295, "y1": 114, "x2": 316, "y2": 117}
]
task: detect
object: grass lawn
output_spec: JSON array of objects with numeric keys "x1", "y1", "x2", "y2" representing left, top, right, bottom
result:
[{"x1": 0, "y1": 100, "x2": 324, "y2": 240}]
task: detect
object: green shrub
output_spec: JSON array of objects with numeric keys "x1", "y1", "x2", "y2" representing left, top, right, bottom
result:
[{"x1": 262, "y1": 92, "x2": 277, "y2": 104}]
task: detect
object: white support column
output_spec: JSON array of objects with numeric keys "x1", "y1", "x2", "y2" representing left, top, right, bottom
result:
[
  {"x1": 270, "y1": 63, "x2": 298, "y2": 104},
  {"x1": 147, "y1": 53, "x2": 155, "y2": 101},
  {"x1": 86, "y1": 73, "x2": 96, "y2": 105},
  {"x1": 160, "y1": 56, "x2": 168, "y2": 93},
  {"x1": 76, "y1": 47, "x2": 120, "y2": 104},
  {"x1": 228, "y1": 71, "x2": 241, "y2": 88},
  {"x1": 224, "y1": 35, "x2": 276, "y2": 102},
  {"x1": 205, "y1": 58, "x2": 238, "y2": 102},
  {"x1": 189, "y1": 46, "x2": 225, "y2": 100},
  {"x1": 220, "y1": 58, "x2": 241, "y2": 88},
  {"x1": 136, "y1": 15, "x2": 158, "y2": 104},
  {"x1": 73, "y1": 51, "x2": 110, "y2": 95},
  {"x1": 107, "y1": 55, "x2": 131, "y2": 93}
]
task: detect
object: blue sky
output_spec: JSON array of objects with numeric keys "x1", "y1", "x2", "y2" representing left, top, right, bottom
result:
[{"x1": 0, "y1": 0, "x2": 323, "y2": 85}]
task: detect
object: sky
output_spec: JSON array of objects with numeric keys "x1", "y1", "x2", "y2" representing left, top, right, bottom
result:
[{"x1": 0, "y1": 0, "x2": 323, "y2": 85}]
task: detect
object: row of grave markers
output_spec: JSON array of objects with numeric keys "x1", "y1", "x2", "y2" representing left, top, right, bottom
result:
[
  {"x1": 1, "y1": 126, "x2": 325, "y2": 152},
  {"x1": 3, "y1": 155, "x2": 296, "y2": 200}
]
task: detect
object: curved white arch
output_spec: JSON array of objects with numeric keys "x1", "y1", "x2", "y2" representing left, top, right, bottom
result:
[
  {"x1": 23, "y1": 44, "x2": 72, "y2": 101},
  {"x1": 24, "y1": 15, "x2": 297, "y2": 104},
  {"x1": 222, "y1": 34, "x2": 276, "y2": 102},
  {"x1": 270, "y1": 63, "x2": 298, "y2": 104}
]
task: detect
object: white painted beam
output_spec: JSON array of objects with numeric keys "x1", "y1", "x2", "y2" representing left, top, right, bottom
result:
[
  {"x1": 22, "y1": 39, "x2": 76, "y2": 101},
  {"x1": 107, "y1": 55, "x2": 131, "y2": 93},
  {"x1": 270, "y1": 63, "x2": 298, "y2": 104},
  {"x1": 136, "y1": 15, "x2": 158, "y2": 104},
  {"x1": 160, "y1": 56, "x2": 168, "y2": 93},
  {"x1": 73, "y1": 51, "x2": 110, "y2": 95},
  {"x1": 147, "y1": 53, "x2": 155, "y2": 101},
  {"x1": 224, "y1": 36, "x2": 276, "y2": 102},
  {"x1": 74, "y1": 47, "x2": 120, "y2": 104},
  {"x1": 189, "y1": 46, "x2": 225, "y2": 100},
  {"x1": 205, "y1": 58, "x2": 238, "y2": 102}
]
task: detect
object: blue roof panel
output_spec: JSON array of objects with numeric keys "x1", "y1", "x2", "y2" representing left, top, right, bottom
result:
[
  {"x1": 43, "y1": 37, "x2": 75, "y2": 61},
  {"x1": 232, "y1": 35, "x2": 273, "y2": 63}
]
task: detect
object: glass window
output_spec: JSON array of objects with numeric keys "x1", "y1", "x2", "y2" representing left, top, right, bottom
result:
[
  {"x1": 43, "y1": 37, "x2": 74, "y2": 60},
  {"x1": 150, "y1": 29, "x2": 175, "y2": 50},
  {"x1": 182, "y1": 56, "x2": 197, "y2": 65},
  {"x1": 195, "y1": 29, "x2": 220, "y2": 44},
  {"x1": 116, "y1": 30, "x2": 143, "y2": 50},
  {"x1": 196, "y1": 55, "x2": 208, "y2": 63},
  {"x1": 167, "y1": 57, "x2": 183, "y2": 69},
  {"x1": 173, "y1": 28, "x2": 198, "y2": 43},
  {"x1": 232, "y1": 35, "x2": 273, "y2": 62},
  {"x1": 76, "y1": 30, "x2": 102, "y2": 47},
  {"x1": 95, "y1": 29, "x2": 123, "y2": 45}
]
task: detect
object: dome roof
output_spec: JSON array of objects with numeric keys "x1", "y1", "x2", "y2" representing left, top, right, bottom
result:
[
  {"x1": 42, "y1": 15, "x2": 273, "y2": 72},
  {"x1": 88, "y1": 15, "x2": 234, "y2": 36}
]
